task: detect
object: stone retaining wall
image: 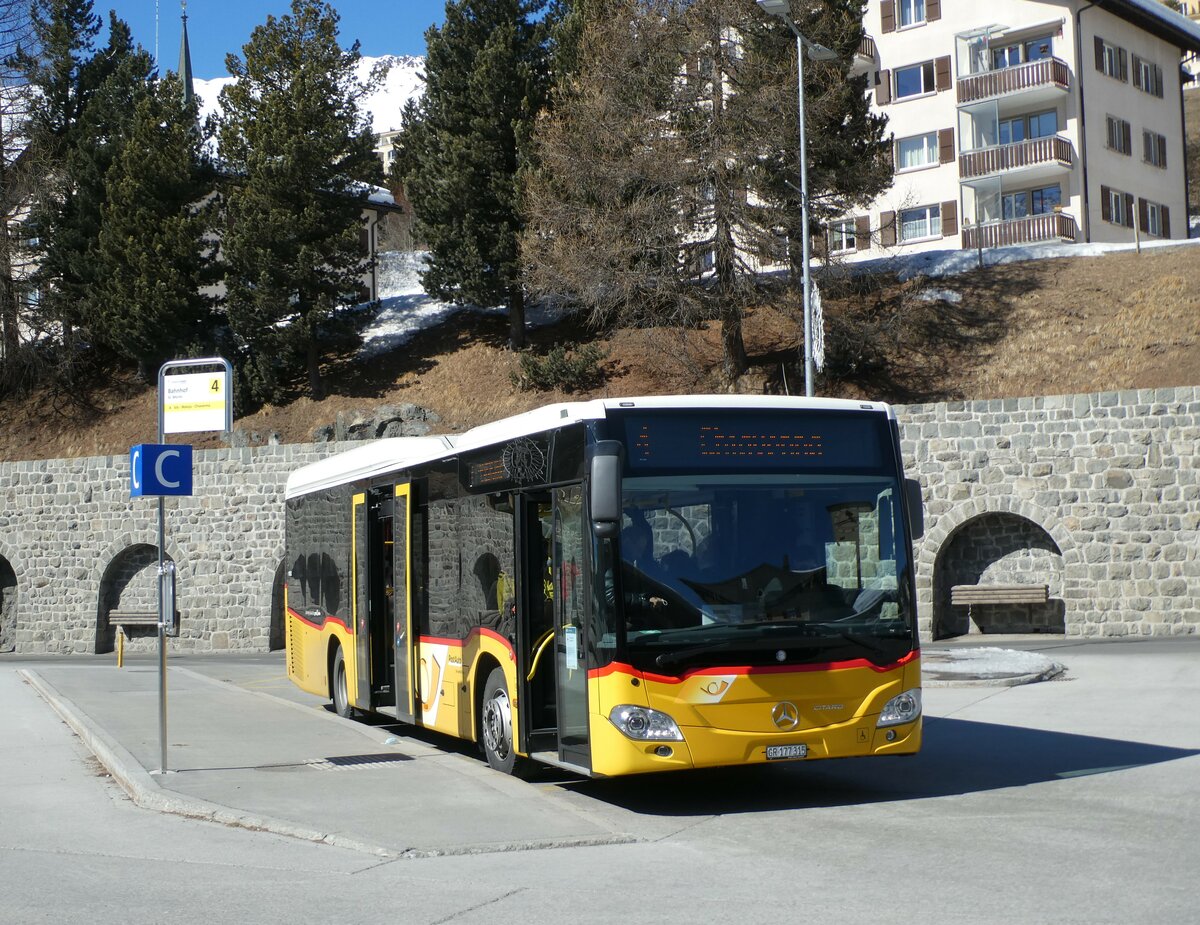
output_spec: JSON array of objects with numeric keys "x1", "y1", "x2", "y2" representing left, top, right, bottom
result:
[{"x1": 0, "y1": 386, "x2": 1196, "y2": 654}]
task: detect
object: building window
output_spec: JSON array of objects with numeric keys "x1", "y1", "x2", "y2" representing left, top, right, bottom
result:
[
  {"x1": 895, "y1": 132, "x2": 938, "y2": 170},
  {"x1": 1134, "y1": 57, "x2": 1164, "y2": 97},
  {"x1": 898, "y1": 0, "x2": 924, "y2": 28},
  {"x1": 998, "y1": 110, "x2": 1058, "y2": 145},
  {"x1": 829, "y1": 219, "x2": 856, "y2": 253},
  {"x1": 899, "y1": 204, "x2": 941, "y2": 241},
  {"x1": 1105, "y1": 187, "x2": 1132, "y2": 227},
  {"x1": 1143, "y1": 130, "x2": 1168, "y2": 168},
  {"x1": 1096, "y1": 38, "x2": 1127, "y2": 81},
  {"x1": 1105, "y1": 115, "x2": 1131, "y2": 155},
  {"x1": 1030, "y1": 185, "x2": 1062, "y2": 215},
  {"x1": 1004, "y1": 185, "x2": 1062, "y2": 219},
  {"x1": 895, "y1": 61, "x2": 936, "y2": 99},
  {"x1": 991, "y1": 36, "x2": 1053, "y2": 70},
  {"x1": 1144, "y1": 201, "x2": 1164, "y2": 237}
]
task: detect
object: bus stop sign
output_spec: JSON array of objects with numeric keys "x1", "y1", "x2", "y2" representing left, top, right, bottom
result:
[{"x1": 130, "y1": 444, "x2": 194, "y2": 497}]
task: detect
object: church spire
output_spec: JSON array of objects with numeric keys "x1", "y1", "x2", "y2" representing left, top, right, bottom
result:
[{"x1": 179, "y1": 1, "x2": 194, "y2": 107}]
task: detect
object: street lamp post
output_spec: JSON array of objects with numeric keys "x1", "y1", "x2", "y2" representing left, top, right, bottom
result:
[{"x1": 756, "y1": 0, "x2": 837, "y2": 398}]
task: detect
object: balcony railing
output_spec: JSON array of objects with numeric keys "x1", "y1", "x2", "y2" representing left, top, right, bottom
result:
[
  {"x1": 961, "y1": 212, "x2": 1078, "y2": 250},
  {"x1": 857, "y1": 35, "x2": 877, "y2": 62},
  {"x1": 956, "y1": 57, "x2": 1070, "y2": 105},
  {"x1": 959, "y1": 135, "x2": 1074, "y2": 180}
]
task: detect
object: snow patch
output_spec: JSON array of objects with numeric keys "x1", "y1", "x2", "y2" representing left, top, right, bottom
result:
[
  {"x1": 358, "y1": 251, "x2": 567, "y2": 357},
  {"x1": 916, "y1": 288, "x2": 962, "y2": 304}
]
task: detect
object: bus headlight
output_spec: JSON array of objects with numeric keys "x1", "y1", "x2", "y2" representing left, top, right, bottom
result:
[
  {"x1": 609, "y1": 705, "x2": 684, "y2": 741},
  {"x1": 877, "y1": 689, "x2": 921, "y2": 728}
]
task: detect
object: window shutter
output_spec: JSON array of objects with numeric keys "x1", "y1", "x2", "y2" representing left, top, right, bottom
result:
[
  {"x1": 934, "y1": 56, "x2": 952, "y2": 92},
  {"x1": 1138, "y1": 198, "x2": 1149, "y2": 234},
  {"x1": 938, "y1": 128, "x2": 955, "y2": 165},
  {"x1": 876, "y1": 69, "x2": 891, "y2": 105},
  {"x1": 1143, "y1": 130, "x2": 1151, "y2": 162},
  {"x1": 1122, "y1": 121, "x2": 1131, "y2": 157},
  {"x1": 1132, "y1": 54, "x2": 1143, "y2": 91},
  {"x1": 1123, "y1": 193, "x2": 1134, "y2": 228},
  {"x1": 941, "y1": 200, "x2": 958, "y2": 237},
  {"x1": 1101, "y1": 185, "x2": 1112, "y2": 222},
  {"x1": 926, "y1": 0, "x2": 941, "y2": 22},
  {"x1": 856, "y1": 215, "x2": 871, "y2": 250},
  {"x1": 1162, "y1": 206, "x2": 1171, "y2": 238},
  {"x1": 1155, "y1": 65, "x2": 1164, "y2": 98},
  {"x1": 1160, "y1": 135, "x2": 1167, "y2": 169},
  {"x1": 881, "y1": 0, "x2": 895, "y2": 33},
  {"x1": 1118, "y1": 48, "x2": 1128, "y2": 83},
  {"x1": 813, "y1": 228, "x2": 828, "y2": 261},
  {"x1": 880, "y1": 211, "x2": 896, "y2": 246},
  {"x1": 1094, "y1": 36, "x2": 1104, "y2": 72}
]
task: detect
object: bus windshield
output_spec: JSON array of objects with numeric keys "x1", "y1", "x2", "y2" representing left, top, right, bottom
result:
[{"x1": 615, "y1": 474, "x2": 914, "y2": 673}]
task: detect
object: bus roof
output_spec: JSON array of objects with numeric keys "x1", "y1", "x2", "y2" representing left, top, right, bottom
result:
[{"x1": 284, "y1": 395, "x2": 894, "y2": 499}]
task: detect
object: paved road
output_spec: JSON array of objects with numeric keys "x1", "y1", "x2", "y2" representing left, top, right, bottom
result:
[{"x1": 3, "y1": 637, "x2": 1198, "y2": 924}]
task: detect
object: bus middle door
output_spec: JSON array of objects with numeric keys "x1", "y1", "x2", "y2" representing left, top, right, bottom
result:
[{"x1": 552, "y1": 486, "x2": 590, "y2": 770}]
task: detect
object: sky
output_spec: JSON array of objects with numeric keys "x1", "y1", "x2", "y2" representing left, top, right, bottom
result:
[{"x1": 102, "y1": 1, "x2": 446, "y2": 80}]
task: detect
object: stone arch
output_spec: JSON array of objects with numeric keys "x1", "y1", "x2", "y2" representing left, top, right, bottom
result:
[
  {"x1": 0, "y1": 554, "x2": 17, "y2": 654},
  {"x1": 95, "y1": 543, "x2": 178, "y2": 654},
  {"x1": 269, "y1": 557, "x2": 287, "y2": 651},
  {"x1": 923, "y1": 497, "x2": 1080, "y2": 639}
]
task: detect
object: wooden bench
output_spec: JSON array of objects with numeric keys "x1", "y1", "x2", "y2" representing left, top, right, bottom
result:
[
  {"x1": 951, "y1": 583, "x2": 1050, "y2": 633},
  {"x1": 107, "y1": 610, "x2": 161, "y2": 629},
  {"x1": 950, "y1": 584, "x2": 1050, "y2": 606}
]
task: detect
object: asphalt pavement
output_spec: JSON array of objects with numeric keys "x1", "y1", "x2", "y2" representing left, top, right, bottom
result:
[{"x1": 17, "y1": 642, "x2": 1070, "y2": 859}]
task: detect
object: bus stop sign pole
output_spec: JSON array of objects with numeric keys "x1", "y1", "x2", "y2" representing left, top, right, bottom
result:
[{"x1": 137, "y1": 357, "x2": 233, "y2": 775}]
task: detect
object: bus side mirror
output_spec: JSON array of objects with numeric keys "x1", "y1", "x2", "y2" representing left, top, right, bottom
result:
[
  {"x1": 904, "y1": 478, "x2": 924, "y2": 540},
  {"x1": 589, "y1": 440, "x2": 623, "y2": 538}
]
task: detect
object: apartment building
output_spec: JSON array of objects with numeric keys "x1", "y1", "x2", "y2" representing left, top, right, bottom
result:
[{"x1": 839, "y1": 0, "x2": 1200, "y2": 260}]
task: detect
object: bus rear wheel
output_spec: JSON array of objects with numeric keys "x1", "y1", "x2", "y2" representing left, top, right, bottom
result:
[
  {"x1": 331, "y1": 646, "x2": 353, "y2": 718},
  {"x1": 480, "y1": 667, "x2": 530, "y2": 777}
]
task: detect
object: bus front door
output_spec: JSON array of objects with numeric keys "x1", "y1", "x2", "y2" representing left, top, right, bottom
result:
[{"x1": 517, "y1": 489, "x2": 592, "y2": 772}]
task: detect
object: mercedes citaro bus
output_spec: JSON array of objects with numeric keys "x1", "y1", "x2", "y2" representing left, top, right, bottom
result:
[{"x1": 283, "y1": 396, "x2": 923, "y2": 777}]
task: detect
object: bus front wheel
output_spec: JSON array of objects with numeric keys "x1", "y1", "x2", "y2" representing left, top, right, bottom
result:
[
  {"x1": 331, "y1": 647, "x2": 353, "y2": 718},
  {"x1": 481, "y1": 667, "x2": 527, "y2": 776}
]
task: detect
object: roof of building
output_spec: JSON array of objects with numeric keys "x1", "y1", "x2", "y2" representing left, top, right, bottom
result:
[{"x1": 1101, "y1": 0, "x2": 1200, "y2": 53}]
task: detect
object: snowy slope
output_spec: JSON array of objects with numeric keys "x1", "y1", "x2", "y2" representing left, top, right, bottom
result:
[{"x1": 193, "y1": 54, "x2": 424, "y2": 135}]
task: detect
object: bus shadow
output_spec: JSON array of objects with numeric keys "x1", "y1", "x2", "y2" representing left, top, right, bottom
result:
[{"x1": 563, "y1": 717, "x2": 1199, "y2": 815}]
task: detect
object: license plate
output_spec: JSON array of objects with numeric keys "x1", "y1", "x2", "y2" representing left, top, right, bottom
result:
[{"x1": 766, "y1": 744, "x2": 808, "y2": 760}]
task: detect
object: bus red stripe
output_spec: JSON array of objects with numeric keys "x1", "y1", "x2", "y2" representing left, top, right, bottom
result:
[
  {"x1": 588, "y1": 649, "x2": 918, "y2": 683},
  {"x1": 287, "y1": 605, "x2": 351, "y2": 633}
]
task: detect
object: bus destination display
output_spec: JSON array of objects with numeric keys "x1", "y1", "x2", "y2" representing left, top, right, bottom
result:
[{"x1": 620, "y1": 410, "x2": 885, "y2": 472}]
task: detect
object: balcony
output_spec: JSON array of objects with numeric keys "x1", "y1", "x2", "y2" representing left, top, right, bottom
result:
[
  {"x1": 961, "y1": 212, "x2": 1078, "y2": 250},
  {"x1": 956, "y1": 57, "x2": 1070, "y2": 105},
  {"x1": 852, "y1": 34, "x2": 878, "y2": 79},
  {"x1": 959, "y1": 135, "x2": 1074, "y2": 180}
]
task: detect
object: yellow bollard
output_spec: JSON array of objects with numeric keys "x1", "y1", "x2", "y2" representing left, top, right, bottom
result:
[{"x1": 117, "y1": 629, "x2": 124, "y2": 668}]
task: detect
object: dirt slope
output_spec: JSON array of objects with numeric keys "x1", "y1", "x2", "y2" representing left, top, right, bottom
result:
[{"x1": 1, "y1": 243, "x2": 1198, "y2": 463}]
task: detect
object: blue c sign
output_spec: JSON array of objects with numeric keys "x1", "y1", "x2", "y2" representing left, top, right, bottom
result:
[{"x1": 130, "y1": 444, "x2": 194, "y2": 497}]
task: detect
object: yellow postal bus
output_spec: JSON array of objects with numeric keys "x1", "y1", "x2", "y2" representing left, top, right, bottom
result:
[{"x1": 283, "y1": 396, "x2": 923, "y2": 777}]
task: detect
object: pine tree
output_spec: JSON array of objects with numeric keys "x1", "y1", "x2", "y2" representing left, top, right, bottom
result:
[
  {"x1": 523, "y1": 0, "x2": 891, "y2": 383},
  {"x1": 93, "y1": 74, "x2": 216, "y2": 381},
  {"x1": 396, "y1": 0, "x2": 557, "y2": 350},
  {"x1": 218, "y1": 0, "x2": 382, "y2": 404},
  {"x1": 10, "y1": 2, "x2": 153, "y2": 377},
  {"x1": 1, "y1": 0, "x2": 37, "y2": 382}
]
